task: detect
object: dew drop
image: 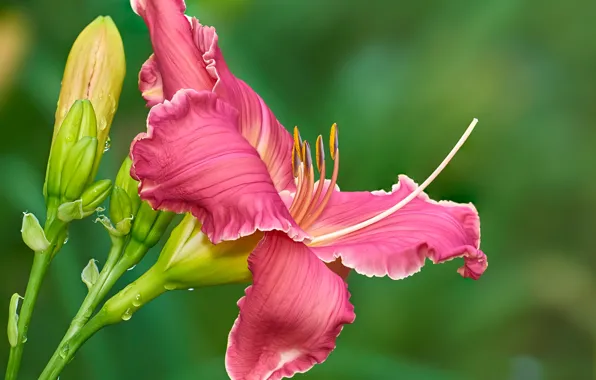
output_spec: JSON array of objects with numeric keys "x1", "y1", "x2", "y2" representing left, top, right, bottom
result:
[
  {"x1": 63, "y1": 233, "x2": 69, "y2": 245},
  {"x1": 132, "y1": 294, "x2": 142, "y2": 307},
  {"x1": 59, "y1": 343, "x2": 70, "y2": 359},
  {"x1": 164, "y1": 283, "x2": 176, "y2": 291},
  {"x1": 121, "y1": 308, "x2": 133, "y2": 321},
  {"x1": 126, "y1": 264, "x2": 136, "y2": 272},
  {"x1": 21, "y1": 335, "x2": 27, "y2": 343},
  {"x1": 103, "y1": 136, "x2": 111, "y2": 152},
  {"x1": 188, "y1": 288, "x2": 195, "y2": 292}
]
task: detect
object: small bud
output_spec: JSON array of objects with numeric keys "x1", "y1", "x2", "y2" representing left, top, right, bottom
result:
[
  {"x1": 153, "y1": 214, "x2": 259, "y2": 289},
  {"x1": 119, "y1": 204, "x2": 175, "y2": 268},
  {"x1": 114, "y1": 157, "x2": 141, "y2": 215},
  {"x1": 53, "y1": 16, "x2": 126, "y2": 178},
  {"x1": 81, "y1": 259, "x2": 100, "y2": 291},
  {"x1": 7, "y1": 293, "x2": 21, "y2": 347},
  {"x1": 21, "y1": 213, "x2": 50, "y2": 252},
  {"x1": 130, "y1": 203, "x2": 175, "y2": 248},
  {"x1": 109, "y1": 187, "x2": 133, "y2": 234},
  {"x1": 57, "y1": 179, "x2": 112, "y2": 221},
  {"x1": 60, "y1": 136, "x2": 98, "y2": 201},
  {"x1": 45, "y1": 100, "x2": 97, "y2": 201}
]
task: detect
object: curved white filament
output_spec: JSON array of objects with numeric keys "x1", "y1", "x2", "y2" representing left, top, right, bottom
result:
[{"x1": 310, "y1": 118, "x2": 478, "y2": 245}]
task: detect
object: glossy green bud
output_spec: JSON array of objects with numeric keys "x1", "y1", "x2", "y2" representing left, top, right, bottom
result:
[
  {"x1": 109, "y1": 187, "x2": 133, "y2": 235},
  {"x1": 114, "y1": 157, "x2": 141, "y2": 215},
  {"x1": 118, "y1": 204, "x2": 175, "y2": 268},
  {"x1": 57, "y1": 179, "x2": 112, "y2": 222},
  {"x1": 60, "y1": 136, "x2": 98, "y2": 202},
  {"x1": 21, "y1": 212, "x2": 50, "y2": 252},
  {"x1": 45, "y1": 100, "x2": 97, "y2": 201},
  {"x1": 81, "y1": 259, "x2": 100, "y2": 291},
  {"x1": 7, "y1": 293, "x2": 21, "y2": 347}
]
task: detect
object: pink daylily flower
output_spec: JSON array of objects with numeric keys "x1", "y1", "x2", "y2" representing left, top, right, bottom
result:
[{"x1": 129, "y1": 1, "x2": 487, "y2": 379}]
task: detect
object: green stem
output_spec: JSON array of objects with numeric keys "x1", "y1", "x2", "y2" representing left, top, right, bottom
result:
[
  {"x1": 39, "y1": 266, "x2": 168, "y2": 380},
  {"x1": 5, "y1": 219, "x2": 67, "y2": 380},
  {"x1": 54, "y1": 238, "x2": 125, "y2": 347}
]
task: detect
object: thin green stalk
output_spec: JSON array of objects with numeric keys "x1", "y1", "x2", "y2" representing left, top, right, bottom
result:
[
  {"x1": 39, "y1": 267, "x2": 168, "y2": 380},
  {"x1": 5, "y1": 218, "x2": 67, "y2": 380},
  {"x1": 55, "y1": 237, "x2": 125, "y2": 345}
]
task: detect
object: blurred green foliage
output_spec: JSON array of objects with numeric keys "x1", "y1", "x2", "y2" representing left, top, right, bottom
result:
[{"x1": 0, "y1": 0, "x2": 594, "y2": 379}]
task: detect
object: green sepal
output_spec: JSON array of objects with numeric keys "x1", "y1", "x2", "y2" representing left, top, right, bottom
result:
[
  {"x1": 109, "y1": 187, "x2": 132, "y2": 227},
  {"x1": 57, "y1": 179, "x2": 112, "y2": 221},
  {"x1": 114, "y1": 157, "x2": 141, "y2": 215},
  {"x1": 21, "y1": 212, "x2": 50, "y2": 252},
  {"x1": 7, "y1": 293, "x2": 21, "y2": 347},
  {"x1": 45, "y1": 100, "x2": 97, "y2": 200},
  {"x1": 60, "y1": 136, "x2": 98, "y2": 201},
  {"x1": 81, "y1": 259, "x2": 100, "y2": 291}
]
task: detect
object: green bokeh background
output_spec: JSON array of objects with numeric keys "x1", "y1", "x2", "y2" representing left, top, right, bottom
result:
[{"x1": 0, "y1": 0, "x2": 594, "y2": 379}]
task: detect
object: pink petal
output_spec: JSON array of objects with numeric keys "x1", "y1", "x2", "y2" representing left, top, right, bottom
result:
[
  {"x1": 188, "y1": 18, "x2": 295, "y2": 192},
  {"x1": 130, "y1": 89, "x2": 307, "y2": 244},
  {"x1": 139, "y1": 54, "x2": 164, "y2": 107},
  {"x1": 308, "y1": 175, "x2": 487, "y2": 280},
  {"x1": 131, "y1": 0, "x2": 214, "y2": 99},
  {"x1": 226, "y1": 232, "x2": 355, "y2": 380}
]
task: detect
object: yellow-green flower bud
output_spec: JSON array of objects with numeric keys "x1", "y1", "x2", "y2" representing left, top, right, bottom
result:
[
  {"x1": 57, "y1": 179, "x2": 112, "y2": 222},
  {"x1": 155, "y1": 214, "x2": 258, "y2": 289},
  {"x1": 81, "y1": 259, "x2": 100, "y2": 291},
  {"x1": 60, "y1": 136, "x2": 98, "y2": 202},
  {"x1": 53, "y1": 16, "x2": 125, "y2": 178},
  {"x1": 114, "y1": 157, "x2": 141, "y2": 215},
  {"x1": 21, "y1": 212, "x2": 50, "y2": 252},
  {"x1": 7, "y1": 293, "x2": 21, "y2": 348},
  {"x1": 45, "y1": 100, "x2": 97, "y2": 202}
]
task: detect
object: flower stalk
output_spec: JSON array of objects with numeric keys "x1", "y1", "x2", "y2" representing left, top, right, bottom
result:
[{"x1": 5, "y1": 217, "x2": 67, "y2": 380}]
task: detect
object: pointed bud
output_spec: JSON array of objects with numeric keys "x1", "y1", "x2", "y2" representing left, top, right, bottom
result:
[
  {"x1": 119, "y1": 204, "x2": 175, "y2": 268},
  {"x1": 45, "y1": 100, "x2": 97, "y2": 202},
  {"x1": 53, "y1": 16, "x2": 125, "y2": 178},
  {"x1": 57, "y1": 179, "x2": 112, "y2": 222},
  {"x1": 115, "y1": 157, "x2": 141, "y2": 215},
  {"x1": 153, "y1": 214, "x2": 258, "y2": 289},
  {"x1": 109, "y1": 187, "x2": 133, "y2": 233},
  {"x1": 60, "y1": 136, "x2": 98, "y2": 202},
  {"x1": 81, "y1": 259, "x2": 100, "y2": 291},
  {"x1": 21, "y1": 213, "x2": 50, "y2": 252}
]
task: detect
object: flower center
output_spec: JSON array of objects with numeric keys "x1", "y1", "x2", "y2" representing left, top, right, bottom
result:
[
  {"x1": 288, "y1": 124, "x2": 340, "y2": 230},
  {"x1": 288, "y1": 118, "x2": 479, "y2": 244}
]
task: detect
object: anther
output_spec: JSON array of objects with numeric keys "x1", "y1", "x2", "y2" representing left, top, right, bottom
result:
[
  {"x1": 315, "y1": 135, "x2": 325, "y2": 172},
  {"x1": 329, "y1": 123, "x2": 338, "y2": 160}
]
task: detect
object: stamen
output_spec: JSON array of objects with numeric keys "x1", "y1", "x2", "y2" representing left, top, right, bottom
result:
[
  {"x1": 291, "y1": 141, "x2": 301, "y2": 178},
  {"x1": 303, "y1": 135, "x2": 326, "y2": 217},
  {"x1": 329, "y1": 123, "x2": 338, "y2": 160},
  {"x1": 300, "y1": 149, "x2": 339, "y2": 230},
  {"x1": 293, "y1": 126, "x2": 303, "y2": 161},
  {"x1": 315, "y1": 135, "x2": 325, "y2": 172},
  {"x1": 310, "y1": 118, "x2": 478, "y2": 244},
  {"x1": 293, "y1": 141, "x2": 315, "y2": 223},
  {"x1": 301, "y1": 126, "x2": 340, "y2": 229}
]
